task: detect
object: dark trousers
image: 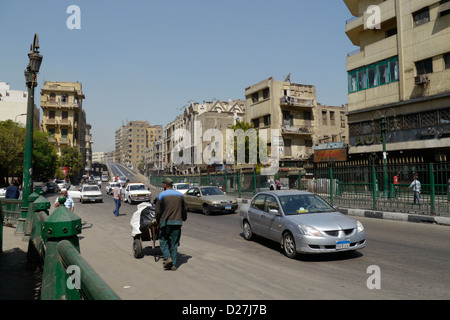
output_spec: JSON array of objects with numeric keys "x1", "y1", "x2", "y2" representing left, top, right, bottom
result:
[{"x1": 159, "y1": 225, "x2": 181, "y2": 266}]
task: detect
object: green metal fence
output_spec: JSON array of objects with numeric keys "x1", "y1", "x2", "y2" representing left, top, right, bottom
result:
[{"x1": 149, "y1": 162, "x2": 450, "y2": 217}]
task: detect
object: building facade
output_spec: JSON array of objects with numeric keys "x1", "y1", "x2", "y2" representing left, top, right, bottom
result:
[
  {"x1": 40, "y1": 81, "x2": 88, "y2": 164},
  {"x1": 0, "y1": 81, "x2": 40, "y2": 128},
  {"x1": 345, "y1": 0, "x2": 450, "y2": 162}
]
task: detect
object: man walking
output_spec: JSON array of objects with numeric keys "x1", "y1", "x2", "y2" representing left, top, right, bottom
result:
[
  {"x1": 408, "y1": 175, "x2": 421, "y2": 205},
  {"x1": 113, "y1": 183, "x2": 122, "y2": 216},
  {"x1": 155, "y1": 178, "x2": 187, "y2": 271},
  {"x1": 54, "y1": 188, "x2": 75, "y2": 212},
  {"x1": 5, "y1": 182, "x2": 20, "y2": 199}
]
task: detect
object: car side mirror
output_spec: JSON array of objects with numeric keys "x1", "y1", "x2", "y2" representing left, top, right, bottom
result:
[
  {"x1": 269, "y1": 209, "x2": 281, "y2": 216},
  {"x1": 333, "y1": 205, "x2": 339, "y2": 212}
]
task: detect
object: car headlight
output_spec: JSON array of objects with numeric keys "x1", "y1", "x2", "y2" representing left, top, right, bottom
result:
[
  {"x1": 298, "y1": 224, "x2": 323, "y2": 237},
  {"x1": 357, "y1": 221, "x2": 364, "y2": 233}
]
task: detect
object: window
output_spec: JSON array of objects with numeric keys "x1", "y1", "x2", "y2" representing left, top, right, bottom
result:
[
  {"x1": 61, "y1": 129, "x2": 68, "y2": 138},
  {"x1": 348, "y1": 57, "x2": 399, "y2": 93},
  {"x1": 62, "y1": 111, "x2": 68, "y2": 120},
  {"x1": 445, "y1": 53, "x2": 450, "y2": 69},
  {"x1": 251, "y1": 194, "x2": 266, "y2": 211},
  {"x1": 330, "y1": 111, "x2": 335, "y2": 126},
  {"x1": 322, "y1": 111, "x2": 327, "y2": 125},
  {"x1": 49, "y1": 110, "x2": 55, "y2": 119},
  {"x1": 416, "y1": 58, "x2": 433, "y2": 76},
  {"x1": 265, "y1": 195, "x2": 279, "y2": 213},
  {"x1": 358, "y1": 69, "x2": 368, "y2": 90},
  {"x1": 252, "y1": 92, "x2": 259, "y2": 104},
  {"x1": 252, "y1": 118, "x2": 259, "y2": 128},
  {"x1": 439, "y1": 0, "x2": 450, "y2": 17},
  {"x1": 413, "y1": 7, "x2": 430, "y2": 27},
  {"x1": 348, "y1": 72, "x2": 357, "y2": 93},
  {"x1": 263, "y1": 115, "x2": 271, "y2": 126},
  {"x1": 49, "y1": 93, "x2": 56, "y2": 102},
  {"x1": 262, "y1": 88, "x2": 270, "y2": 100},
  {"x1": 386, "y1": 28, "x2": 397, "y2": 38}
]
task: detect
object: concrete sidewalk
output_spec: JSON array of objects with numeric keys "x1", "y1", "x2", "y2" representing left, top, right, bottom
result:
[{"x1": 0, "y1": 226, "x2": 42, "y2": 300}]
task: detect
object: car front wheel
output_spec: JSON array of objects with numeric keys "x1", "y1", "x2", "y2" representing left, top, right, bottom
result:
[
  {"x1": 282, "y1": 232, "x2": 297, "y2": 259},
  {"x1": 202, "y1": 204, "x2": 210, "y2": 215}
]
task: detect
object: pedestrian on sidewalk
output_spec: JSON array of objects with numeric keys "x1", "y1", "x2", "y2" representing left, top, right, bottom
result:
[
  {"x1": 394, "y1": 172, "x2": 400, "y2": 198},
  {"x1": 5, "y1": 181, "x2": 20, "y2": 199},
  {"x1": 408, "y1": 175, "x2": 421, "y2": 205},
  {"x1": 54, "y1": 188, "x2": 75, "y2": 212},
  {"x1": 113, "y1": 183, "x2": 122, "y2": 216},
  {"x1": 155, "y1": 178, "x2": 187, "y2": 271}
]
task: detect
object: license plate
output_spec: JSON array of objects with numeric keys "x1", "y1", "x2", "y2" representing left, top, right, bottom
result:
[
  {"x1": 89, "y1": 198, "x2": 95, "y2": 201},
  {"x1": 336, "y1": 240, "x2": 350, "y2": 250},
  {"x1": 225, "y1": 205, "x2": 231, "y2": 210}
]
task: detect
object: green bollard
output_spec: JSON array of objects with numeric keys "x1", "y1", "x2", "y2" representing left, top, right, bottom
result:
[{"x1": 41, "y1": 199, "x2": 82, "y2": 300}]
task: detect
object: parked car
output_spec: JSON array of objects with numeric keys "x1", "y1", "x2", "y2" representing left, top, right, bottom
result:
[
  {"x1": 80, "y1": 184, "x2": 103, "y2": 203},
  {"x1": 106, "y1": 182, "x2": 118, "y2": 195},
  {"x1": 33, "y1": 182, "x2": 48, "y2": 194},
  {"x1": 173, "y1": 182, "x2": 190, "y2": 194},
  {"x1": 123, "y1": 182, "x2": 151, "y2": 204},
  {"x1": 0, "y1": 188, "x2": 6, "y2": 198},
  {"x1": 46, "y1": 181, "x2": 59, "y2": 193},
  {"x1": 239, "y1": 190, "x2": 366, "y2": 258},
  {"x1": 55, "y1": 179, "x2": 70, "y2": 190},
  {"x1": 184, "y1": 186, "x2": 237, "y2": 215},
  {"x1": 257, "y1": 181, "x2": 289, "y2": 192},
  {"x1": 102, "y1": 174, "x2": 109, "y2": 182}
]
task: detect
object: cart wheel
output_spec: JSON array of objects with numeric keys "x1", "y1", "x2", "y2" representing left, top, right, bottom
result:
[{"x1": 133, "y1": 238, "x2": 143, "y2": 259}]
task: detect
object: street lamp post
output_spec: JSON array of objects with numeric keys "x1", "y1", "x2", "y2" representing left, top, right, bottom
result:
[
  {"x1": 21, "y1": 34, "x2": 43, "y2": 214},
  {"x1": 371, "y1": 109, "x2": 398, "y2": 198}
]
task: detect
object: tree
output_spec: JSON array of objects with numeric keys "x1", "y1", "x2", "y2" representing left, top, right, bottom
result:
[
  {"x1": 0, "y1": 120, "x2": 59, "y2": 185},
  {"x1": 58, "y1": 146, "x2": 83, "y2": 181},
  {"x1": 0, "y1": 120, "x2": 25, "y2": 185}
]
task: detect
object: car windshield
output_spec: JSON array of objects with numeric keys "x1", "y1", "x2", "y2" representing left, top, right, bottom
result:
[
  {"x1": 119, "y1": 177, "x2": 126, "y2": 181},
  {"x1": 83, "y1": 186, "x2": 100, "y2": 192},
  {"x1": 56, "y1": 180, "x2": 65, "y2": 183},
  {"x1": 279, "y1": 194, "x2": 333, "y2": 215},
  {"x1": 130, "y1": 185, "x2": 146, "y2": 191},
  {"x1": 176, "y1": 184, "x2": 190, "y2": 190},
  {"x1": 200, "y1": 187, "x2": 224, "y2": 196}
]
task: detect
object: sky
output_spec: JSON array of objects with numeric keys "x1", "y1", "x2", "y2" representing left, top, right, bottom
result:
[{"x1": 0, "y1": 0, "x2": 357, "y2": 153}]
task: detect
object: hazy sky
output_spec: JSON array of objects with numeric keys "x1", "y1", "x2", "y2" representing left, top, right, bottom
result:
[{"x1": 0, "y1": 0, "x2": 357, "y2": 152}]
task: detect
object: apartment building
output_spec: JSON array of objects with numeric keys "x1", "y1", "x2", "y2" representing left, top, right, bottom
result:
[
  {"x1": 115, "y1": 120, "x2": 152, "y2": 169},
  {"x1": 40, "y1": 81, "x2": 87, "y2": 164},
  {"x1": 245, "y1": 77, "x2": 340, "y2": 170},
  {"x1": 345, "y1": 0, "x2": 450, "y2": 162},
  {"x1": 0, "y1": 81, "x2": 40, "y2": 128}
]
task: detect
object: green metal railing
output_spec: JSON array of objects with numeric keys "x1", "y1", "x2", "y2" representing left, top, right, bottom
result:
[
  {"x1": 148, "y1": 162, "x2": 450, "y2": 216},
  {"x1": 2, "y1": 192, "x2": 120, "y2": 300}
]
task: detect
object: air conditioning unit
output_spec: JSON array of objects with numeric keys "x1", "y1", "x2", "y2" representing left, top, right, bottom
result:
[{"x1": 415, "y1": 75, "x2": 429, "y2": 85}]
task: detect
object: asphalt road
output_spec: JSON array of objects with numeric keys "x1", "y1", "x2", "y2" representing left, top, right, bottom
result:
[{"x1": 50, "y1": 163, "x2": 450, "y2": 300}]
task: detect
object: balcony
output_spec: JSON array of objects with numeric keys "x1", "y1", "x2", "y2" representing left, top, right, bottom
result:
[
  {"x1": 59, "y1": 119, "x2": 71, "y2": 127},
  {"x1": 280, "y1": 96, "x2": 315, "y2": 109},
  {"x1": 59, "y1": 137, "x2": 70, "y2": 145},
  {"x1": 281, "y1": 125, "x2": 313, "y2": 136}
]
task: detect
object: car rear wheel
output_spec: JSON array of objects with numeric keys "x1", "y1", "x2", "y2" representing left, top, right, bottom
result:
[
  {"x1": 282, "y1": 232, "x2": 297, "y2": 259},
  {"x1": 243, "y1": 220, "x2": 254, "y2": 241}
]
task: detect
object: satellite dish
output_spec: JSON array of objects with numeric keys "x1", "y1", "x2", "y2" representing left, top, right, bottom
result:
[{"x1": 284, "y1": 73, "x2": 291, "y2": 82}]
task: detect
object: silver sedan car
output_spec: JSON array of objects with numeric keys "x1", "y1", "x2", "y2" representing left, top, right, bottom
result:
[{"x1": 239, "y1": 190, "x2": 366, "y2": 258}]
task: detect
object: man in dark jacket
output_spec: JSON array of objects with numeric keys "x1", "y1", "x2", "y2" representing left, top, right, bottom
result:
[
  {"x1": 5, "y1": 182, "x2": 20, "y2": 199},
  {"x1": 155, "y1": 178, "x2": 187, "y2": 270}
]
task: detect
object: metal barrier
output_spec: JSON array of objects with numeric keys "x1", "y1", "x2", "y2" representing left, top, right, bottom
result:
[
  {"x1": 5, "y1": 192, "x2": 121, "y2": 300},
  {"x1": 149, "y1": 162, "x2": 450, "y2": 216}
]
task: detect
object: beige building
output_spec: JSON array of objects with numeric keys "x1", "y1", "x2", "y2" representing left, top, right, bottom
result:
[
  {"x1": 245, "y1": 77, "x2": 346, "y2": 170},
  {"x1": 40, "y1": 81, "x2": 88, "y2": 164},
  {"x1": 115, "y1": 121, "x2": 162, "y2": 169},
  {"x1": 0, "y1": 81, "x2": 40, "y2": 128},
  {"x1": 345, "y1": 0, "x2": 450, "y2": 161}
]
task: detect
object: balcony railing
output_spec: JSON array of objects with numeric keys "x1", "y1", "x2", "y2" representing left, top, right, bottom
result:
[
  {"x1": 281, "y1": 124, "x2": 313, "y2": 135},
  {"x1": 280, "y1": 96, "x2": 315, "y2": 108}
]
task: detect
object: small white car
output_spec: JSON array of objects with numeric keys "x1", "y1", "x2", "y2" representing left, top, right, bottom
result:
[
  {"x1": 173, "y1": 182, "x2": 190, "y2": 194},
  {"x1": 106, "y1": 182, "x2": 118, "y2": 195},
  {"x1": 102, "y1": 174, "x2": 109, "y2": 182},
  {"x1": 0, "y1": 188, "x2": 6, "y2": 198},
  {"x1": 123, "y1": 183, "x2": 152, "y2": 204},
  {"x1": 80, "y1": 184, "x2": 103, "y2": 203},
  {"x1": 55, "y1": 179, "x2": 70, "y2": 190}
]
